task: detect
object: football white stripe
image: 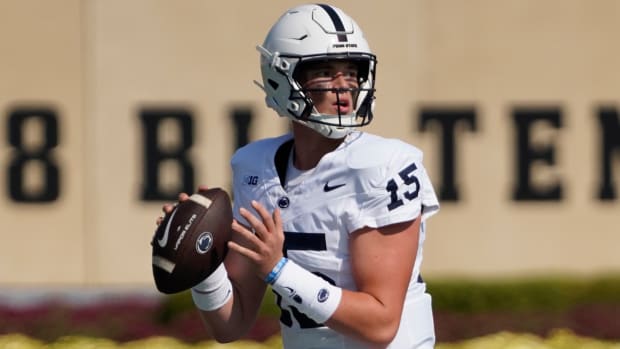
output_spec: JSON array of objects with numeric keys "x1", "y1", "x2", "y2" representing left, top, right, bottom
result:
[
  {"x1": 152, "y1": 255, "x2": 176, "y2": 273},
  {"x1": 189, "y1": 194, "x2": 213, "y2": 208}
]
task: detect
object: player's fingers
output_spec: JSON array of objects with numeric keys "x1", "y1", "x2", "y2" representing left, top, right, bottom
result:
[
  {"x1": 231, "y1": 219, "x2": 263, "y2": 248},
  {"x1": 227, "y1": 240, "x2": 261, "y2": 263},
  {"x1": 272, "y1": 208, "x2": 283, "y2": 237},
  {"x1": 178, "y1": 192, "x2": 190, "y2": 202},
  {"x1": 162, "y1": 203, "x2": 174, "y2": 214},
  {"x1": 250, "y1": 200, "x2": 276, "y2": 234},
  {"x1": 197, "y1": 185, "x2": 209, "y2": 192},
  {"x1": 156, "y1": 216, "x2": 164, "y2": 226},
  {"x1": 230, "y1": 220, "x2": 272, "y2": 265},
  {"x1": 239, "y1": 207, "x2": 268, "y2": 239}
]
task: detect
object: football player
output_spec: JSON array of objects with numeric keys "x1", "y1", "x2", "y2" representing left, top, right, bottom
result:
[{"x1": 166, "y1": 4, "x2": 440, "y2": 348}]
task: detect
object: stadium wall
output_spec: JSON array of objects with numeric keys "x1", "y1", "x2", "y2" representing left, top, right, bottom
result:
[{"x1": 0, "y1": 0, "x2": 619, "y2": 286}]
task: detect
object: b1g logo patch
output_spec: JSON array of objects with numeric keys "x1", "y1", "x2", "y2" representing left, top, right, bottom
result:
[
  {"x1": 196, "y1": 232, "x2": 214, "y2": 254},
  {"x1": 244, "y1": 175, "x2": 259, "y2": 185}
]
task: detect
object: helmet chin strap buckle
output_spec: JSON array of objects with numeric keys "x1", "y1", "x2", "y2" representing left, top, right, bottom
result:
[{"x1": 287, "y1": 101, "x2": 301, "y2": 113}]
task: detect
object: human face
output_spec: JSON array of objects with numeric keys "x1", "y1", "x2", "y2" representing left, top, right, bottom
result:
[{"x1": 297, "y1": 60, "x2": 360, "y2": 116}]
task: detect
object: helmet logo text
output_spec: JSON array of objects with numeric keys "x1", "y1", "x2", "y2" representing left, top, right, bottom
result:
[{"x1": 332, "y1": 43, "x2": 358, "y2": 49}]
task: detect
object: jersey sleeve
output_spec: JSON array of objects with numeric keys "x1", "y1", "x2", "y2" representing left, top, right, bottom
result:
[
  {"x1": 229, "y1": 134, "x2": 292, "y2": 227},
  {"x1": 230, "y1": 163, "x2": 247, "y2": 224},
  {"x1": 230, "y1": 144, "x2": 261, "y2": 226},
  {"x1": 343, "y1": 144, "x2": 439, "y2": 233}
]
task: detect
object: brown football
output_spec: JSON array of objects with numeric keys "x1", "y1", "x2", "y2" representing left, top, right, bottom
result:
[{"x1": 151, "y1": 188, "x2": 232, "y2": 294}]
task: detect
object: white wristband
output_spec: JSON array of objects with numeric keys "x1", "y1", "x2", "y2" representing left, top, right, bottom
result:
[
  {"x1": 271, "y1": 260, "x2": 342, "y2": 324},
  {"x1": 191, "y1": 263, "x2": 233, "y2": 311}
]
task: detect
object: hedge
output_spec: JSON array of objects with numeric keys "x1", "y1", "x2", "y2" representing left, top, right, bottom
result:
[
  {"x1": 159, "y1": 274, "x2": 620, "y2": 318},
  {"x1": 1, "y1": 275, "x2": 618, "y2": 344},
  {"x1": 427, "y1": 274, "x2": 620, "y2": 313}
]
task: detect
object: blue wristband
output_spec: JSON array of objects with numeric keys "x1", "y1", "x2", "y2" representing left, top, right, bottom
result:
[{"x1": 265, "y1": 257, "x2": 288, "y2": 285}]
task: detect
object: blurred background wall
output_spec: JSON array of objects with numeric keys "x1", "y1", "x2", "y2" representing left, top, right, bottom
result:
[{"x1": 1, "y1": 0, "x2": 619, "y2": 288}]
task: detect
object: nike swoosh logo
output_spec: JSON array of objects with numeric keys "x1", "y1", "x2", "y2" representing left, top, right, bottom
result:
[
  {"x1": 158, "y1": 209, "x2": 178, "y2": 248},
  {"x1": 323, "y1": 182, "x2": 346, "y2": 192}
]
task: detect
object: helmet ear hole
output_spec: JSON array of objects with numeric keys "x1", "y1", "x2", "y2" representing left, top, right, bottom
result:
[{"x1": 268, "y1": 79, "x2": 279, "y2": 90}]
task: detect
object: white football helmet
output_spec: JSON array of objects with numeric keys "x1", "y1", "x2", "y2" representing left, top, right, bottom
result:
[{"x1": 255, "y1": 4, "x2": 377, "y2": 139}]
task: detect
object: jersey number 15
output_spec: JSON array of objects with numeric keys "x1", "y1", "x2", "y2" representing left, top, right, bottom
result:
[{"x1": 386, "y1": 162, "x2": 420, "y2": 211}]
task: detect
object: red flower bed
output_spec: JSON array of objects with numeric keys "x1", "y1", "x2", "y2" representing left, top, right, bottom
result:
[
  {"x1": 0, "y1": 298, "x2": 618, "y2": 344},
  {"x1": 434, "y1": 304, "x2": 620, "y2": 343},
  {"x1": 0, "y1": 298, "x2": 279, "y2": 343}
]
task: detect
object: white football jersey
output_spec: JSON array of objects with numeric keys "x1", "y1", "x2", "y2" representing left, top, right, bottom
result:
[{"x1": 231, "y1": 131, "x2": 440, "y2": 349}]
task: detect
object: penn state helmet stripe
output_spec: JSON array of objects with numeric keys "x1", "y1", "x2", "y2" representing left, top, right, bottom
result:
[{"x1": 317, "y1": 4, "x2": 348, "y2": 42}]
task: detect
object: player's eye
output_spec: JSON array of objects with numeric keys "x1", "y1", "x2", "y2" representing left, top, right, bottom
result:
[
  {"x1": 344, "y1": 69, "x2": 357, "y2": 79},
  {"x1": 311, "y1": 69, "x2": 332, "y2": 78}
]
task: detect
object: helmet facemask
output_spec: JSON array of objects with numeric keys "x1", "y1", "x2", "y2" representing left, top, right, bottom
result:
[{"x1": 292, "y1": 56, "x2": 376, "y2": 138}]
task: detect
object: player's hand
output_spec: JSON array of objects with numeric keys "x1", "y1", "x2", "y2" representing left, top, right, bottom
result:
[
  {"x1": 155, "y1": 185, "x2": 209, "y2": 225},
  {"x1": 228, "y1": 200, "x2": 284, "y2": 280}
]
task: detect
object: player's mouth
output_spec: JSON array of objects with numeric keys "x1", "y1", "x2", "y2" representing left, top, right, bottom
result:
[{"x1": 333, "y1": 99, "x2": 351, "y2": 114}]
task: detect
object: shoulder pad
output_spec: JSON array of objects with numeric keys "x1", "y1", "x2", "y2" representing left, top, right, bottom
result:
[
  {"x1": 231, "y1": 134, "x2": 292, "y2": 168},
  {"x1": 345, "y1": 133, "x2": 422, "y2": 170}
]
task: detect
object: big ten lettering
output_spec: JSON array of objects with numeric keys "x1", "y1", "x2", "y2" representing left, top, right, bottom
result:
[
  {"x1": 2, "y1": 106, "x2": 252, "y2": 203},
  {"x1": 2, "y1": 105, "x2": 619, "y2": 203}
]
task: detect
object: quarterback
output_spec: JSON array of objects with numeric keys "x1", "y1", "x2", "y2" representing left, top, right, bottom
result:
[{"x1": 165, "y1": 4, "x2": 440, "y2": 348}]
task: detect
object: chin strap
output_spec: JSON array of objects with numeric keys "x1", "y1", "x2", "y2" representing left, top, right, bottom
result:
[{"x1": 293, "y1": 119, "x2": 352, "y2": 139}]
